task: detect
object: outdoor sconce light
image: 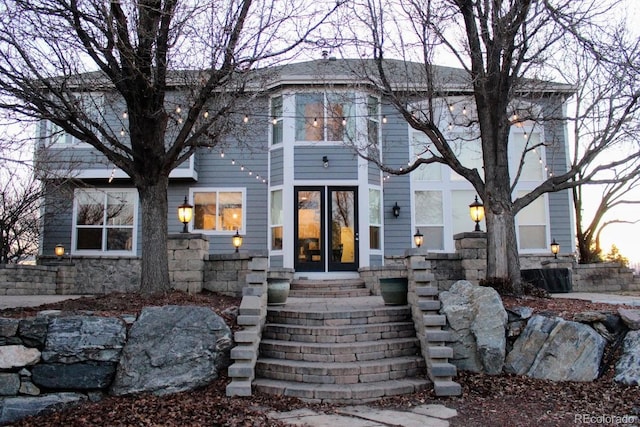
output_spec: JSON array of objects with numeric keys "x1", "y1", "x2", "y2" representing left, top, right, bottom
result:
[
  {"x1": 54, "y1": 244, "x2": 65, "y2": 259},
  {"x1": 392, "y1": 202, "x2": 401, "y2": 218},
  {"x1": 177, "y1": 196, "x2": 193, "y2": 233},
  {"x1": 232, "y1": 229, "x2": 243, "y2": 253},
  {"x1": 469, "y1": 195, "x2": 485, "y2": 232},
  {"x1": 550, "y1": 239, "x2": 560, "y2": 259},
  {"x1": 322, "y1": 156, "x2": 329, "y2": 168},
  {"x1": 413, "y1": 229, "x2": 424, "y2": 248}
]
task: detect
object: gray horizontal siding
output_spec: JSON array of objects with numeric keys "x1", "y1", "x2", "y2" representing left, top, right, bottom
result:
[
  {"x1": 270, "y1": 148, "x2": 284, "y2": 186},
  {"x1": 380, "y1": 105, "x2": 413, "y2": 255},
  {"x1": 294, "y1": 145, "x2": 358, "y2": 181}
]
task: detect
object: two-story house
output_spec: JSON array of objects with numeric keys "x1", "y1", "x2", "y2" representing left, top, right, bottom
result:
[{"x1": 38, "y1": 58, "x2": 575, "y2": 280}]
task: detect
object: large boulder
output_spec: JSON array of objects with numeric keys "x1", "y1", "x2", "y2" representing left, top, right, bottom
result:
[
  {"x1": 614, "y1": 330, "x2": 640, "y2": 385},
  {"x1": 439, "y1": 280, "x2": 508, "y2": 374},
  {"x1": 618, "y1": 308, "x2": 640, "y2": 330},
  {"x1": 42, "y1": 316, "x2": 127, "y2": 363},
  {"x1": 505, "y1": 315, "x2": 606, "y2": 381},
  {"x1": 110, "y1": 305, "x2": 233, "y2": 396},
  {"x1": 0, "y1": 392, "x2": 86, "y2": 425},
  {"x1": 32, "y1": 362, "x2": 117, "y2": 390}
]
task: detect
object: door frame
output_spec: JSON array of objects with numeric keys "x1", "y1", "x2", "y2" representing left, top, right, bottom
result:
[{"x1": 327, "y1": 186, "x2": 359, "y2": 272}]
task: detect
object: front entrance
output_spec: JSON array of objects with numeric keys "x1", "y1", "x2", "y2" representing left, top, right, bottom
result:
[{"x1": 294, "y1": 186, "x2": 359, "y2": 272}]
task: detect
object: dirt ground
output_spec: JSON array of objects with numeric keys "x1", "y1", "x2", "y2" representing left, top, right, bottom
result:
[{"x1": 2, "y1": 291, "x2": 639, "y2": 427}]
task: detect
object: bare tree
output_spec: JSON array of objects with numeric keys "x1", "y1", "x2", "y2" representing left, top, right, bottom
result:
[
  {"x1": 337, "y1": 0, "x2": 639, "y2": 293},
  {"x1": 0, "y1": 0, "x2": 340, "y2": 293}
]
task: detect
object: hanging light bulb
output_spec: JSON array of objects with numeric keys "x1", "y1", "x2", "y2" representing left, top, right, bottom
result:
[
  {"x1": 448, "y1": 122, "x2": 453, "y2": 131},
  {"x1": 122, "y1": 111, "x2": 128, "y2": 119},
  {"x1": 272, "y1": 116, "x2": 277, "y2": 125},
  {"x1": 231, "y1": 159, "x2": 235, "y2": 165},
  {"x1": 220, "y1": 152, "x2": 225, "y2": 158},
  {"x1": 120, "y1": 127, "x2": 125, "y2": 136},
  {"x1": 243, "y1": 114, "x2": 249, "y2": 123},
  {"x1": 382, "y1": 116, "x2": 387, "y2": 124},
  {"x1": 448, "y1": 104, "x2": 454, "y2": 112},
  {"x1": 176, "y1": 106, "x2": 182, "y2": 114},
  {"x1": 240, "y1": 165, "x2": 244, "y2": 171},
  {"x1": 313, "y1": 117, "x2": 318, "y2": 127},
  {"x1": 462, "y1": 105, "x2": 467, "y2": 115},
  {"x1": 203, "y1": 111, "x2": 209, "y2": 118},
  {"x1": 341, "y1": 117, "x2": 347, "y2": 126}
]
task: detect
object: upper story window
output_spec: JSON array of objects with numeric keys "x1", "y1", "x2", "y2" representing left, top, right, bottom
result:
[
  {"x1": 271, "y1": 95, "x2": 283, "y2": 145},
  {"x1": 45, "y1": 92, "x2": 106, "y2": 145},
  {"x1": 192, "y1": 188, "x2": 245, "y2": 233},
  {"x1": 367, "y1": 96, "x2": 380, "y2": 147},
  {"x1": 73, "y1": 189, "x2": 137, "y2": 255},
  {"x1": 295, "y1": 92, "x2": 354, "y2": 142}
]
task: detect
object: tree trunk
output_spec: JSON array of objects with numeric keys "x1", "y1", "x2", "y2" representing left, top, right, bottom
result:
[
  {"x1": 137, "y1": 176, "x2": 170, "y2": 294},
  {"x1": 485, "y1": 204, "x2": 522, "y2": 293}
]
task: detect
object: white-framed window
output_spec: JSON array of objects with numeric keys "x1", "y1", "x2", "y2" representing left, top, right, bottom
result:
[
  {"x1": 191, "y1": 188, "x2": 245, "y2": 233},
  {"x1": 295, "y1": 92, "x2": 354, "y2": 142},
  {"x1": 270, "y1": 189, "x2": 283, "y2": 250},
  {"x1": 271, "y1": 95, "x2": 283, "y2": 145},
  {"x1": 411, "y1": 130, "x2": 442, "y2": 181},
  {"x1": 367, "y1": 95, "x2": 380, "y2": 147},
  {"x1": 45, "y1": 92, "x2": 106, "y2": 145},
  {"x1": 509, "y1": 132, "x2": 545, "y2": 181},
  {"x1": 369, "y1": 188, "x2": 382, "y2": 250},
  {"x1": 414, "y1": 190, "x2": 445, "y2": 250},
  {"x1": 516, "y1": 190, "x2": 548, "y2": 250},
  {"x1": 72, "y1": 188, "x2": 137, "y2": 255}
]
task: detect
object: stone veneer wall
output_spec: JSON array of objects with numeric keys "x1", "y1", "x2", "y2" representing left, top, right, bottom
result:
[{"x1": 204, "y1": 253, "x2": 262, "y2": 297}]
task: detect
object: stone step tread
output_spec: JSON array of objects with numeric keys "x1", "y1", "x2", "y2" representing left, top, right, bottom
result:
[
  {"x1": 433, "y1": 380, "x2": 462, "y2": 397},
  {"x1": 430, "y1": 362, "x2": 457, "y2": 377},
  {"x1": 253, "y1": 377, "x2": 431, "y2": 402},
  {"x1": 260, "y1": 337, "x2": 420, "y2": 354},
  {"x1": 416, "y1": 287, "x2": 439, "y2": 297},
  {"x1": 267, "y1": 305, "x2": 411, "y2": 318},
  {"x1": 262, "y1": 321, "x2": 417, "y2": 341},
  {"x1": 256, "y1": 355, "x2": 425, "y2": 375},
  {"x1": 423, "y1": 314, "x2": 447, "y2": 326},
  {"x1": 290, "y1": 280, "x2": 366, "y2": 290},
  {"x1": 288, "y1": 289, "x2": 371, "y2": 298},
  {"x1": 428, "y1": 346, "x2": 454, "y2": 359}
]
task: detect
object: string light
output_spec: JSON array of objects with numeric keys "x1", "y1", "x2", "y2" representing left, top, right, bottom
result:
[
  {"x1": 272, "y1": 117, "x2": 277, "y2": 125},
  {"x1": 203, "y1": 111, "x2": 209, "y2": 118},
  {"x1": 382, "y1": 116, "x2": 387, "y2": 124},
  {"x1": 220, "y1": 152, "x2": 225, "y2": 158},
  {"x1": 312, "y1": 117, "x2": 318, "y2": 127},
  {"x1": 462, "y1": 106, "x2": 467, "y2": 115},
  {"x1": 120, "y1": 128, "x2": 125, "y2": 136},
  {"x1": 176, "y1": 106, "x2": 182, "y2": 114},
  {"x1": 122, "y1": 111, "x2": 128, "y2": 119},
  {"x1": 109, "y1": 167, "x2": 115, "y2": 183},
  {"x1": 243, "y1": 114, "x2": 249, "y2": 123},
  {"x1": 448, "y1": 104, "x2": 454, "y2": 112},
  {"x1": 341, "y1": 117, "x2": 347, "y2": 126}
]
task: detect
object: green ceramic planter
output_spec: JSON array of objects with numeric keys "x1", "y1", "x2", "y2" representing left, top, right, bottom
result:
[
  {"x1": 379, "y1": 278, "x2": 408, "y2": 305},
  {"x1": 267, "y1": 279, "x2": 290, "y2": 305}
]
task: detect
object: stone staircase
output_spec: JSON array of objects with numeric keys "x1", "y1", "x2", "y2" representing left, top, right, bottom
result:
[
  {"x1": 288, "y1": 278, "x2": 371, "y2": 298},
  {"x1": 253, "y1": 279, "x2": 430, "y2": 403}
]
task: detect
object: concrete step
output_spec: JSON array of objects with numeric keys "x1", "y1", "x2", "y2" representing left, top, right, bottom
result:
[
  {"x1": 288, "y1": 288, "x2": 371, "y2": 298},
  {"x1": 266, "y1": 305, "x2": 411, "y2": 326},
  {"x1": 260, "y1": 337, "x2": 421, "y2": 362},
  {"x1": 253, "y1": 377, "x2": 431, "y2": 403},
  {"x1": 433, "y1": 379, "x2": 462, "y2": 397},
  {"x1": 263, "y1": 321, "x2": 417, "y2": 342},
  {"x1": 291, "y1": 278, "x2": 366, "y2": 290},
  {"x1": 255, "y1": 356, "x2": 426, "y2": 384}
]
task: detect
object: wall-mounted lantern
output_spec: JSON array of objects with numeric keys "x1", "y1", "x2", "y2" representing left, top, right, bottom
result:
[
  {"x1": 413, "y1": 229, "x2": 424, "y2": 248},
  {"x1": 550, "y1": 239, "x2": 560, "y2": 259},
  {"x1": 232, "y1": 229, "x2": 243, "y2": 253},
  {"x1": 469, "y1": 195, "x2": 485, "y2": 232},
  {"x1": 177, "y1": 196, "x2": 193, "y2": 233},
  {"x1": 322, "y1": 156, "x2": 329, "y2": 168},
  {"x1": 392, "y1": 202, "x2": 401, "y2": 218},
  {"x1": 54, "y1": 244, "x2": 65, "y2": 259}
]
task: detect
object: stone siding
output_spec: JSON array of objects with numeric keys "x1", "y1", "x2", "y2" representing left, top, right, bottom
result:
[{"x1": 0, "y1": 265, "x2": 58, "y2": 296}]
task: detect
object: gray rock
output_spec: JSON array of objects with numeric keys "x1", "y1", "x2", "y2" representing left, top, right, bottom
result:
[
  {"x1": 110, "y1": 305, "x2": 233, "y2": 396},
  {"x1": 0, "y1": 318, "x2": 19, "y2": 337},
  {"x1": 505, "y1": 315, "x2": 606, "y2": 381},
  {"x1": 614, "y1": 330, "x2": 640, "y2": 385},
  {"x1": 19, "y1": 381, "x2": 40, "y2": 396},
  {"x1": 0, "y1": 392, "x2": 86, "y2": 425},
  {"x1": 0, "y1": 373, "x2": 20, "y2": 396},
  {"x1": 0, "y1": 345, "x2": 41, "y2": 369},
  {"x1": 619, "y1": 308, "x2": 640, "y2": 330},
  {"x1": 506, "y1": 306, "x2": 533, "y2": 321},
  {"x1": 573, "y1": 311, "x2": 608, "y2": 323},
  {"x1": 18, "y1": 317, "x2": 49, "y2": 348},
  {"x1": 42, "y1": 316, "x2": 127, "y2": 363},
  {"x1": 32, "y1": 362, "x2": 117, "y2": 390},
  {"x1": 439, "y1": 280, "x2": 507, "y2": 374}
]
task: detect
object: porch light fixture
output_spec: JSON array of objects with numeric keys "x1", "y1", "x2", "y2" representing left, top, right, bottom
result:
[
  {"x1": 550, "y1": 239, "x2": 560, "y2": 259},
  {"x1": 177, "y1": 196, "x2": 193, "y2": 233},
  {"x1": 322, "y1": 156, "x2": 329, "y2": 168},
  {"x1": 232, "y1": 229, "x2": 243, "y2": 253},
  {"x1": 392, "y1": 202, "x2": 401, "y2": 218},
  {"x1": 54, "y1": 244, "x2": 65, "y2": 258},
  {"x1": 413, "y1": 229, "x2": 424, "y2": 248},
  {"x1": 469, "y1": 196, "x2": 485, "y2": 232}
]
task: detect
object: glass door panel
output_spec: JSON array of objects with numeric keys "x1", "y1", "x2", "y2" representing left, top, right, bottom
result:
[
  {"x1": 295, "y1": 188, "x2": 324, "y2": 271},
  {"x1": 329, "y1": 187, "x2": 358, "y2": 271}
]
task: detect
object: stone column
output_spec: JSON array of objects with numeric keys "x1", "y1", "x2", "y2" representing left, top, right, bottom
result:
[
  {"x1": 167, "y1": 233, "x2": 209, "y2": 294},
  {"x1": 453, "y1": 232, "x2": 487, "y2": 284}
]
